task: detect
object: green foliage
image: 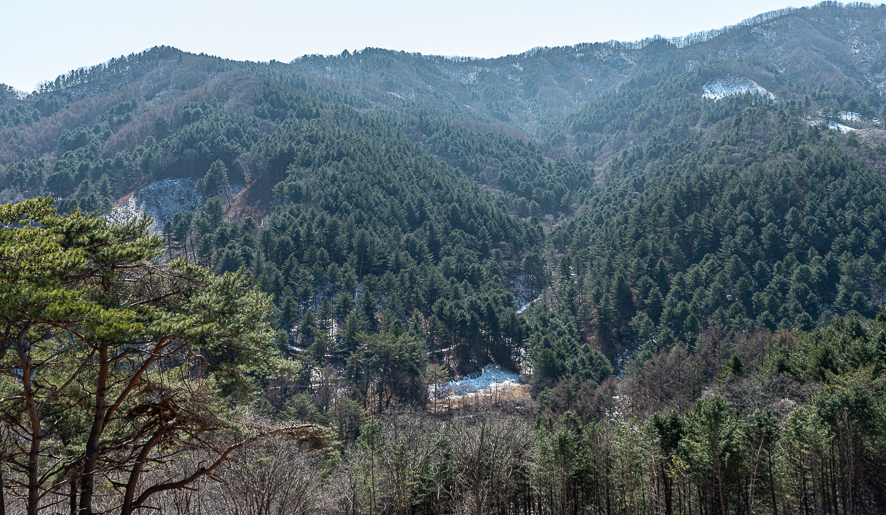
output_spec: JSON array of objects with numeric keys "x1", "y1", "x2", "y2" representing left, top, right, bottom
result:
[
  {"x1": 348, "y1": 332, "x2": 428, "y2": 413},
  {"x1": 3, "y1": 9, "x2": 886, "y2": 511},
  {"x1": 528, "y1": 310, "x2": 612, "y2": 386},
  {"x1": 196, "y1": 159, "x2": 230, "y2": 200},
  {"x1": 402, "y1": 115, "x2": 593, "y2": 216},
  {"x1": 0, "y1": 199, "x2": 281, "y2": 513},
  {"x1": 773, "y1": 315, "x2": 886, "y2": 382},
  {"x1": 553, "y1": 110, "x2": 886, "y2": 357}
]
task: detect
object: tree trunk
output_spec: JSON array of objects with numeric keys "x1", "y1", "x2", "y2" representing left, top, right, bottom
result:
[
  {"x1": 120, "y1": 429, "x2": 166, "y2": 515},
  {"x1": 79, "y1": 346, "x2": 108, "y2": 515},
  {"x1": 370, "y1": 450, "x2": 377, "y2": 515},
  {"x1": 17, "y1": 329, "x2": 41, "y2": 515},
  {"x1": 715, "y1": 428, "x2": 725, "y2": 515},
  {"x1": 0, "y1": 461, "x2": 6, "y2": 515},
  {"x1": 768, "y1": 450, "x2": 778, "y2": 515},
  {"x1": 69, "y1": 476, "x2": 77, "y2": 515},
  {"x1": 663, "y1": 463, "x2": 673, "y2": 515}
]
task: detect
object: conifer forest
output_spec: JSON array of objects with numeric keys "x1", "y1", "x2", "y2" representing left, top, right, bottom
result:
[{"x1": 1, "y1": 3, "x2": 886, "y2": 514}]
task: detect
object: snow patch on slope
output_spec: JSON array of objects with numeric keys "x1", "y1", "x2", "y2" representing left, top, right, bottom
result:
[
  {"x1": 805, "y1": 118, "x2": 857, "y2": 134},
  {"x1": 138, "y1": 179, "x2": 201, "y2": 226},
  {"x1": 444, "y1": 364, "x2": 524, "y2": 399},
  {"x1": 828, "y1": 121, "x2": 856, "y2": 133},
  {"x1": 702, "y1": 76, "x2": 775, "y2": 101},
  {"x1": 108, "y1": 178, "x2": 201, "y2": 233},
  {"x1": 106, "y1": 195, "x2": 145, "y2": 225},
  {"x1": 516, "y1": 295, "x2": 542, "y2": 315},
  {"x1": 109, "y1": 178, "x2": 248, "y2": 232}
]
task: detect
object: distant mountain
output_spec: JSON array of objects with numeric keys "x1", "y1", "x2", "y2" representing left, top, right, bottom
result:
[
  {"x1": 287, "y1": 3, "x2": 886, "y2": 137},
  {"x1": 3, "y1": 3, "x2": 884, "y2": 160},
  {"x1": 5, "y1": 7, "x2": 886, "y2": 512},
  {"x1": 0, "y1": 1, "x2": 885, "y2": 375}
]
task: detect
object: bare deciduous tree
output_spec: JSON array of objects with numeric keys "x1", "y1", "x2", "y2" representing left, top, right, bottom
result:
[{"x1": 446, "y1": 417, "x2": 535, "y2": 515}]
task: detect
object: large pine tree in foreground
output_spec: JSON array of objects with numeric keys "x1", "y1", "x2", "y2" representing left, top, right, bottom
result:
[{"x1": 0, "y1": 198, "x2": 320, "y2": 515}]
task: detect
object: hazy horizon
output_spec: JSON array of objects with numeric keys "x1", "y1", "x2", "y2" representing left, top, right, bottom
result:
[{"x1": 2, "y1": 0, "x2": 825, "y2": 92}]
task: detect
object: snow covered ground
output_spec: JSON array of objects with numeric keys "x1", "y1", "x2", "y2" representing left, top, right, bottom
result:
[
  {"x1": 108, "y1": 178, "x2": 200, "y2": 233},
  {"x1": 108, "y1": 178, "x2": 243, "y2": 233},
  {"x1": 516, "y1": 295, "x2": 542, "y2": 315},
  {"x1": 512, "y1": 275, "x2": 541, "y2": 310},
  {"x1": 137, "y1": 178, "x2": 201, "y2": 227},
  {"x1": 828, "y1": 121, "x2": 855, "y2": 133},
  {"x1": 105, "y1": 195, "x2": 144, "y2": 225},
  {"x1": 806, "y1": 118, "x2": 856, "y2": 134},
  {"x1": 839, "y1": 111, "x2": 860, "y2": 123},
  {"x1": 702, "y1": 77, "x2": 775, "y2": 101},
  {"x1": 441, "y1": 364, "x2": 524, "y2": 399}
]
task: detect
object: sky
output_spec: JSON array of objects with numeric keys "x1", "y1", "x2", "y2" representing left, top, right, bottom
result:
[{"x1": 2, "y1": 0, "x2": 826, "y2": 93}]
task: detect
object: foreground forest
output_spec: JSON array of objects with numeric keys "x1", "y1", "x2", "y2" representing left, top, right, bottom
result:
[
  {"x1": 2, "y1": 2, "x2": 886, "y2": 514},
  {"x1": 2, "y1": 198, "x2": 884, "y2": 515}
]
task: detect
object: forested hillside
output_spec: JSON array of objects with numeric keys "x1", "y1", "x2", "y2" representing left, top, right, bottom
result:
[{"x1": 2, "y1": 2, "x2": 886, "y2": 514}]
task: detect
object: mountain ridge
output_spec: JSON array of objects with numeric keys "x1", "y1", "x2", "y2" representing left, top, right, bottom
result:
[
  {"x1": 0, "y1": 1, "x2": 884, "y2": 374},
  {"x1": 10, "y1": 2, "x2": 884, "y2": 141},
  {"x1": 3, "y1": 5, "x2": 886, "y2": 512}
]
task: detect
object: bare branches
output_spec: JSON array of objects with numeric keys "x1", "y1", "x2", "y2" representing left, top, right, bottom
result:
[{"x1": 126, "y1": 423, "x2": 324, "y2": 514}]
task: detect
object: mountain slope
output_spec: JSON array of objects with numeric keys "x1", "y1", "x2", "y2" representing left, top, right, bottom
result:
[{"x1": 0, "y1": 2, "x2": 885, "y2": 379}]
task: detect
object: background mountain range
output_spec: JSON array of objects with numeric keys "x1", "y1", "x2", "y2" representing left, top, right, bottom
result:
[
  {"x1": 2, "y1": 0, "x2": 886, "y2": 378},
  {"x1": 4, "y1": 3, "x2": 886, "y2": 513}
]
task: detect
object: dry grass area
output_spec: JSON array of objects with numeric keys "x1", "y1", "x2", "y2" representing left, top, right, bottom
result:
[
  {"x1": 431, "y1": 383, "x2": 533, "y2": 415},
  {"x1": 114, "y1": 191, "x2": 135, "y2": 208},
  {"x1": 224, "y1": 183, "x2": 267, "y2": 222}
]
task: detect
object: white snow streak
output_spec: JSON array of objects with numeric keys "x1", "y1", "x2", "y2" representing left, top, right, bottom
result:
[
  {"x1": 702, "y1": 77, "x2": 775, "y2": 101},
  {"x1": 516, "y1": 295, "x2": 542, "y2": 315},
  {"x1": 805, "y1": 118, "x2": 857, "y2": 134},
  {"x1": 108, "y1": 178, "x2": 200, "y2": 233},
  {"x1": 443, "y1": 364, "x2": 524, "y2": 399}
]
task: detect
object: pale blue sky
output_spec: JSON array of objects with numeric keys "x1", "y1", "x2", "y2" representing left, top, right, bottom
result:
[{"x1": 2, "y1": 0, "x2": 824, "y2": 92}]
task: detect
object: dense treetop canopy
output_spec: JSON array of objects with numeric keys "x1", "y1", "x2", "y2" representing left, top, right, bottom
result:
[{"x1": 3, "y1": 6, "x2": 886, "y2": 510}]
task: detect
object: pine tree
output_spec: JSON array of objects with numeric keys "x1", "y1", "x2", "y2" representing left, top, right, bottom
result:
[{"x1": 0, "y1": 198, "x2": 303, "y2": 515}]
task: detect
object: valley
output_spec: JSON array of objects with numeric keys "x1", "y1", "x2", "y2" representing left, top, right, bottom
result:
[{"x1": 1, "y1": 3, "x2": 886, "y2": 513}]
